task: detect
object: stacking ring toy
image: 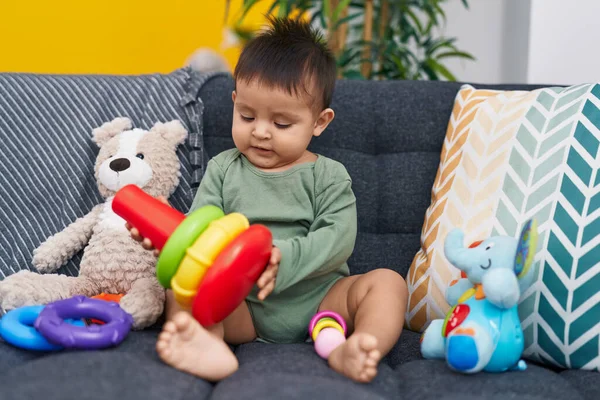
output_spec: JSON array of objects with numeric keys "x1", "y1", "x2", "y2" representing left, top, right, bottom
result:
[
  {"x1": 112, "y1": 185, "x2": 273, "y2": 327},
  {"x1": 193, "y1": 224, "x2": 272, "y2": 326},
  {"x1": 171, "y1": 212, "x2": 249, "y2": 307},
  {"x1": 308, "y1": 311, "x2": 347, "y2": 359},
  {"x1": 35, "y1": 296, "x2": 133, "y2": 349},
  {"x1": 0, "y1": 305, "x2": 85, "y2": 351},
  {"x1": 157, "y1": 206, "x2": 224, "y2": 288}
]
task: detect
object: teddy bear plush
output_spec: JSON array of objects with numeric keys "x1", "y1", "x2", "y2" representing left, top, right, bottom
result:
[{"x1": 0, "y1": 117, "x2": 188, "y2": 329}]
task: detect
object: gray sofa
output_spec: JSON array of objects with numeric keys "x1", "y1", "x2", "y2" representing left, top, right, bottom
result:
[{"x1": 0, "y1": 69, "x2": 597, "y2": 399}]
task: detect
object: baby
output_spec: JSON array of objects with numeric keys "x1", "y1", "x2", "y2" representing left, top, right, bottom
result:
[{"x1": 128, "y1": 17, "x2": 408, "y2": 383}]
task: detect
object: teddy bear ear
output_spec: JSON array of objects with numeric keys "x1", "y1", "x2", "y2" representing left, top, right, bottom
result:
[
  {"x1": 92, "y1": 117, "x2": 133, "y2": 147},
  {"x1": 150, "y1": 120, "x2": 188, "y2": 148}
]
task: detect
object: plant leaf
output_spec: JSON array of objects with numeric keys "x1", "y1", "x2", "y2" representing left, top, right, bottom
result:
[
  {"x1": 404, "y1": 8, "x2": 423, "y2": 34},
  {"x1": 436, "y1": 50, "x2": 475, "y2": 61},
  {"x1": 426, "y1": 58, "x2": 457, "y2": 81},
  {"x1": 343, "y1": 69, "x2": 365, "y2": 80},
  {"x1": 333, "y1": 11, "x2": 363, "y2": 29},
  {"x1": 333, "y1": 0, "x2": 353, "y2": 21},
  {"x1": 267, "y1": 1, "x2": 279, "y2": 16},
  {"x1": 433, "y1": 3, "x2": 447, "y2": 24},
  {"x1": 323, "y1": 0, "x2": 332, "y2": 20},
  {"x1": 278, "y1": 0, "x2": 288, "y2": 17},
  {"x1": 240, "y1": 0, "x2": 263, "y2": 22},
  {"x1": 224, "y1": 0, "x2": 232, "y2": 23}
]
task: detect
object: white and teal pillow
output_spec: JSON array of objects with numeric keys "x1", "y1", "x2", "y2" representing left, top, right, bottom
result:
[{"x1": 407, "y1": 82, "x2": 599, "y2": 370}]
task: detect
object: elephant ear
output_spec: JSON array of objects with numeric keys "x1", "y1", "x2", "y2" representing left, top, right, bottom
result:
[{"x1": 515, "y1": 219, "x2": 538, "y2": 278}]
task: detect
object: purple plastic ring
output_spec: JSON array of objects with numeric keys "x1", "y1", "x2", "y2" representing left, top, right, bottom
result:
[
  {"x1": 34, "y1": 296, "x2": 133, "y2": 349},
  {"x1": 308, "y1": 311, "x2": 347, "y2": 337}
]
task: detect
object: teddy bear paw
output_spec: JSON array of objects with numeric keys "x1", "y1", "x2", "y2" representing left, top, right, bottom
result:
[
  {"x1": 119, "y1": 294, "x2": 163, "y2": 330},
  {"x1": 0, "y1": 271, "x2": 49, "y2": 310}
]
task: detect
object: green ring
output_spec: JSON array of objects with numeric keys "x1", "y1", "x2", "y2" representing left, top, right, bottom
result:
[{"x1": 156, "y1": 205, "x2": 224, "y2": 288}]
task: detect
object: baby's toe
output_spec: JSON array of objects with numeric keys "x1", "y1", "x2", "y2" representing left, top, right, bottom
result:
[
  {"x1": 365, "y1": 366, "x2": 377, "y2": 380},
  {"x1": 173, "y1": 312, "x2": 192, "y2": 330},
  {"x1": 162, "y1": 321, "x2": 177, "y2": 334},
  {"x1": 159, "y1": 331, "x2": 173, "y2": 342},
  {"x1": 368, "y1": 349, "x2": 382, "y2": 362},
  {"x1": 358, "y1": 334, "x2": 378, "y2": 352}
]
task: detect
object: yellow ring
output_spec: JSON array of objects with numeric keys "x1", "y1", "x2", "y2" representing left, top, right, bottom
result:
[
  {"x1": 311, "y1": 318, "x2": 344, "y2": 341},
  {"x1": 171, "y1": 213, "x2": 249, "y2": 307}
]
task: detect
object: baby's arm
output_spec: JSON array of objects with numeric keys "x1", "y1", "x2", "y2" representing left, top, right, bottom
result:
[{"x1": 271, "y1": 178, "x2": 357, "y2": 295}]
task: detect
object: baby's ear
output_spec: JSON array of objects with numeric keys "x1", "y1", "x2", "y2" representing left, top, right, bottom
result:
[
  {"x1": 150, "y1": 120, "x2": 188, "y2": 148},
  {"x1": 92, "y1": 117, "x2": 133, "y2": 147}
]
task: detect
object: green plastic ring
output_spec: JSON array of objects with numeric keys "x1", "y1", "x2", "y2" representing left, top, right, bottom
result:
[{"x1": 156, "y1": 205, "x2": 224, "y2": 288}]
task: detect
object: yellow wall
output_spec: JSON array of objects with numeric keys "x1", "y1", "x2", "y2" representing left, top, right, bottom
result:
[{"x1": 0, "y1": 0, "x2": 270, "y2": 75}]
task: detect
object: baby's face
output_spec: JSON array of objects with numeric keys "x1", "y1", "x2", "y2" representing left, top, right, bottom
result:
[{"x1": 231, "y1": 79, "x2": 333, "y2": 171}]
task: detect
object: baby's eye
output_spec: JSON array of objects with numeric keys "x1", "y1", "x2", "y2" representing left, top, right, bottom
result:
[
  {"x1": 274, "y1": 122, "x2": 291, "y2": 129},
  {"x1": 241, "y1": 115, "x2": 254, "y2": 122}
]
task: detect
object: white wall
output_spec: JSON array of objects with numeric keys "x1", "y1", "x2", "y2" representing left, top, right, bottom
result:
[
  {"x1": 439, "y1": 0, "x2": 600, "y2": 85},
  {"x1": 527, "y1": 0, "x2": 600, "y2": 85},
  {"x1": 439, "y1": 0, "x2": 506, "y2": 84}
]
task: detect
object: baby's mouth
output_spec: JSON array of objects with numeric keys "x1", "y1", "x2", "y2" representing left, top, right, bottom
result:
[{"x1": 252, "y1": 146, "x2": 273, "y2": 152}]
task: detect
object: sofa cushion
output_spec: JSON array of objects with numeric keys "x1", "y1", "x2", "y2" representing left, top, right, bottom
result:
[
  {"x1": 0, "y1": 348, "x2": 213, "y2": 400},
  {"x1": 0, "y1": 69, "x2": 202, "y2": 279},
  {"x1": 219, "y1": 342, "x2": 399, "y2": 399},
  {"x1": 394, "y1": 359, "x2": 584, "y2": 400},
  {"x1": 560, "y1": 369, "x2": 600, "y2": 400},
  {"x1": 405, "y1": 83, "x2": 600, "y2": 370}
]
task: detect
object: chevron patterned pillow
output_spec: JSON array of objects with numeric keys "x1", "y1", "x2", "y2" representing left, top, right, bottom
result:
[{"x1": 406, "y1": 83, "x2": 600, "y2": 370}]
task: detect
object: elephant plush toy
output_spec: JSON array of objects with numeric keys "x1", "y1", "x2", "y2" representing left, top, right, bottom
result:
[{"x1": 420, "y1": 219, "x2": 538, "y2": 373}]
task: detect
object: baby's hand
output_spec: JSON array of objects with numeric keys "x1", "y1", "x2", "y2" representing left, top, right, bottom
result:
[
  {"x1": 257, "y1": 247, "x2": 281, "y2": 301},
  {"x1": 125, "y1": 195, "x2": 170, "y2": 257}
]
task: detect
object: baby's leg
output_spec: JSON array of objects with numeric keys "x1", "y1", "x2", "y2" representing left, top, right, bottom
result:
[
  {"x1": 156, "y1": 290, "x2": 256, "y2": 381},
  {"x1": 318, "y1": 269, "x2": 408, "y2": 383}
]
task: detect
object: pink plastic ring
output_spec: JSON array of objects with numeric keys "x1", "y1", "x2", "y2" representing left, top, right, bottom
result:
[{"x1": 308, "y1": 311, "x2": 347, "y2": 337}]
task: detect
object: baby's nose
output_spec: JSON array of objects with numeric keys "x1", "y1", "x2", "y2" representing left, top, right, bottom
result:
[
  {"x1": 253, "y1": 129, "x2": 270, "y2": 139},
  {"x1": 110, "y1": 158, "x2": 131, "y2": 172}
]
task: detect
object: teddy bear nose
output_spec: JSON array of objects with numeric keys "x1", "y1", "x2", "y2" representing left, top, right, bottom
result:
[{"x1": 109, "y1": 158, "x2": 131, "y2": 172}]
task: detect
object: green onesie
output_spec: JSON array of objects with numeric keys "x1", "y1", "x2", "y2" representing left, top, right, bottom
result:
[{"x1": 188, "y1": 148, "x2": 357, "y2": 343}]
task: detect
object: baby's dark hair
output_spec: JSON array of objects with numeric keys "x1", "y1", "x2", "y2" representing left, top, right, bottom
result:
[{"x1": 234, "y1": 16, "x2": 336, "y2": 111}]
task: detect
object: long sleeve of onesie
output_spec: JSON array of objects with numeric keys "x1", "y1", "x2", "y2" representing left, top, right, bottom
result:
[
  {"x1": 271, "y1": 177, "x2": 357, "y2": 295},
  {"x1": 188, "y1": 159, "x2": 225, "y2": 213}
]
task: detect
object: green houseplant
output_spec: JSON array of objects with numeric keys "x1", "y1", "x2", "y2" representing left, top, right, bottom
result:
[{"x1": 224, "y1": 0, "x2": 474, "y2": 81}]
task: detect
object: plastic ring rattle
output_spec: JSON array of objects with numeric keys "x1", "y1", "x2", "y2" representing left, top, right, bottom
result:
[
  {"x1": 308, "y1": 311, "x2": 347, "y2": 359},
  {"x1": 312, "y1": 318, "x2": 345, "y2": 340},
  {"x1": 309, "y1": 311, "x2": 347, "y2": 341},
  {"x1": 35, "y1": 296, "x2": 133, "y2": 349},
  {"x1": 156, "y1": 205, "x2": 224, "y2": 288},
  {"x1": 171, "y1": 213, "x2": 249, "y2": 307},
  {"x1": 0, "y1": 305, "x2": 85, "y2": 351}
]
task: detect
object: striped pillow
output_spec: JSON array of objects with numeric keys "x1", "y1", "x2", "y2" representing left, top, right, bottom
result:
[
  {"x1": 0, "y1": 68, "x2": 209, "y2": 278},
  {"x1": 406, "y1": 84, "x2": 600, "y2": 370}
]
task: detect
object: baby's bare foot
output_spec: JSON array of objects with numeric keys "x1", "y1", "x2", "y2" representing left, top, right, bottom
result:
[
  {"x1": 328, "y1": 333, "x2": 381, "y2": 383},
  {"x1": 156, "y1": 312, "x2": 238, "y2": 381}
]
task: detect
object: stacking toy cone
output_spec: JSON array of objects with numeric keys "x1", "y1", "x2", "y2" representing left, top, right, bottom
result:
[{"x1": 112, "y1": 185, "x2": 185, "y2": 251}]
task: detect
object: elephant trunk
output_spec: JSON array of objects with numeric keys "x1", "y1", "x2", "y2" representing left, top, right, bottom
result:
[{"x1": 444, "y1": 228, "x2": 470, "y2": 270}]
